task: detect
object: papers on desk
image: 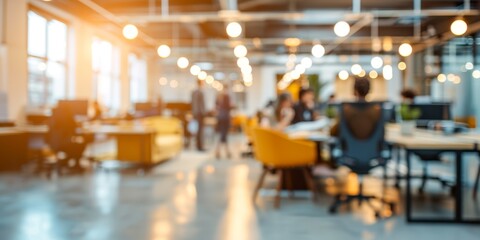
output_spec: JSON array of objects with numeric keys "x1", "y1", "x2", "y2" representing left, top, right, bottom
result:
[
  {"x1": 288, "y1": 131, "x2": 330, "y2": 141},
  {"x1": 284, "y1": 117, "x2": 330, "y2": 133}
]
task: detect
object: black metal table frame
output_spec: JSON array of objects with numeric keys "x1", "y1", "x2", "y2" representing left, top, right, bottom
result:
[{"x1": 404, "y1": 148, "x2": 480, "y2": 224}]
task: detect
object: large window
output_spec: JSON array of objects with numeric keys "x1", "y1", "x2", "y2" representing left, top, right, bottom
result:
[
  {"x1": 27, "y1": 10, "x2": 68, "y2": 107},
  {"x1": 128, "y1": 54, "x2": 147, "y2": 103},
  {"x1": 92, "y1": 38, "x2": 120, "y2": 112}
]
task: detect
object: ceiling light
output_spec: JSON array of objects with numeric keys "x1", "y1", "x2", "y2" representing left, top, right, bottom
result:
[
  {"x1": 358, "y1": 69, "x2": 366, "y2": 77},
  {"x1": 371, "y1": 57, "x2": 383, "y2": 69},
  {"x1": 465, "y1": 62, "x2": 474, "y2": 70},
  {"x1": 241, "y1": 65, "x2": 252, "y2": 74},
  {"x1": 295, "y1": 65, "x2": 306, "y2": 74},
  {"x1": 451, "y1": 19, "x2": 467, "y2": 36},
  {"x1": 123, "y1": 24, "x2": 138, "y2": 40},
  {"x1": 169, "y1": 80, "x2": 178, "y2": 88},
  {"x1": 398, "y1": 61, "x2": 407, "y2": 71},
  {"x1": 284, "y1": 38, "x2": 301, "y2": 47},
  {"x1": 159, "y1": 77, "x2": 168, "y2": 85},
  {"x1": 226, "y1": 22, "x2": 242, "y2": 38},
  {"x1": 291, "y1": 70, "x2": 301, "y2": 80},
  {"x1": 157, "y1": 45, "x2": 171, "y2": 58},
  {"x1": 237, "y1": 57, "x2": 249, "y2": 68},
  {"x1": 369, "y1": 70, "x2": 378, "y2": 79},
  {"x1": 177, "y1": 57, "x2": 189, "y2": 69},
  {"x1": 473, "y1": 70, "x2": 480, "y2": 79},
  {"x1": 447, "y1": 73, "x2": 455, "y2": 81},
  {"x1": 383, "y1": 65, "x2": 393, "y2": 80},
  {"x1": 243, "y1": 74, "x2": 253, "y2": 83},
  {"x1": 398, "y1": 43, "x2": 412, "y2": 57},
  {"x1": 301, "y1": 57, "x2": 313, "y2": 68},
  {"x1": 206, "y1": 75, "x2": 215, "y2": 84},
  {"x1": 190, "y1": 65, "x2": 201, "y2": 76},
  {"x1": 198, "y1": 71, "x2": 207, "y2": 80},
  {"x1": 453, "y1": 76, "x2": 461, "y2": 84},
  {"x1": 334, "y1": 21, "x2": 350, "y2": 37},
  {"x1": 437, "y1": 73, "x2": 446, "y2": 82},
  {"x1": 383, "y1": 37, "x2": 393, "y2": 52},
  {"x1": 338, "y1": 70, "x2": 349, "y2": 80},
  {"x1": 351, "y1": 64, "x2": 362, "y2": 75},
  {"x1": 234, "y1": 45, "x2": 247, "y2": 58},
  {"x1": 311, "y1": 44, "x2": 325, "y2": 58}
]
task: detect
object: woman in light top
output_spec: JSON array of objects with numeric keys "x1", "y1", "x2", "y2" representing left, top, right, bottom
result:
[{"x1": 273, "y1": 93, "x2": 295, "y2": 131}]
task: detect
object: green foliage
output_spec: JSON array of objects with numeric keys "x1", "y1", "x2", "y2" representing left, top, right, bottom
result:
[
  {"x1": 326, "y1": 105, "x2": 337, "y2": 119},
  {"x1": 400, "y1": 104, "x2": 421, "y2": 121}
]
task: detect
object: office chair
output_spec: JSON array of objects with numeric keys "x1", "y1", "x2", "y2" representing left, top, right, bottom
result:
[
  {"x1": 40, "y1": 107, "x2": 87, "y2": 177},
  {"x1": 252, "y1": 127, "x2": 318, "y2": 208},
  {"x1": 329, "y1": 102, "x2": 395, "y2": 217}
]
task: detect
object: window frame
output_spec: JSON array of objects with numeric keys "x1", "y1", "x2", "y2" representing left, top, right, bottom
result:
[{"x1": 27, "y1": 8, "x2": 70, "y2": 107}]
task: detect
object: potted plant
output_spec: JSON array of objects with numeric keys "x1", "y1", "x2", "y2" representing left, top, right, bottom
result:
[{"x1": 400, "y1": 104, "x2": 421, "y2": 136}]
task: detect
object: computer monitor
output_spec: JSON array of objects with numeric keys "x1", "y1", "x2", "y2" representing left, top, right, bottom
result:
[
  {"x1": 410, "y1": 102, "x2": 451, "y2": 127},
  {"x1": 57, "y1": 100, "x2": 89, "y2": 117}
]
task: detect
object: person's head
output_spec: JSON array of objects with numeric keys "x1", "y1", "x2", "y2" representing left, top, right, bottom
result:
[
  {"x1": 221, "y1": 83, "x2": 229, "y2": 93},
  {"x1": 275, "y1": 93, "x2": 293, "y2": 120},
  {"x1": 353, "y1": 77, "x2": 370, "y2": 100},
  {"x1": 277, "y1": 93, "x2": 293, "y2": 109},
  {"x1": 298, "y1": 88, "x2": 315, "y2": 105},
  {"x1": 401, "y1": 89, "x2": 416, "y2": 103},
  {"x1": 197, "y1": 79, "x2": 205, "y2": 88}
]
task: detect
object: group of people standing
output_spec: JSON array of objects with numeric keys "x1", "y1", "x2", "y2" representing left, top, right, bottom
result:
[{"x1": 191, "y1": 80, "x2": 232, "y2": 159}]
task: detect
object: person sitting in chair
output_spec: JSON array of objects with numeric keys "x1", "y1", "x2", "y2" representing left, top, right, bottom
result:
[
  {"x1": 330, "y1": 77, "x2": 381, "y2": 137},
  {"x1": 292, "y1": 88, "x2": 318, "y2": 124}
]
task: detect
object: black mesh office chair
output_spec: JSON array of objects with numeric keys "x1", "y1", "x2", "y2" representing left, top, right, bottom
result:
[{"x1": 329, "y1": 102, "x2": 395, "y2": 217}]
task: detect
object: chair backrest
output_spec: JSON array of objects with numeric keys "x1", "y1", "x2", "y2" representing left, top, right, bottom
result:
[
  {"x1": 48, "y1": 107, "x2": 78, "y2": 152},
  {"x1": 337, "y1": 102, "x2": 386, "y2": 174}
]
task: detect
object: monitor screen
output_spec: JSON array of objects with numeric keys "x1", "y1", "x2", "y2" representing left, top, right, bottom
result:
[
  {"x1": 57, "y1": 100, "x2": 89, "y2": 117},
  {"x1": 410, "y1": 103, "x2": 451, "y2": 121}
]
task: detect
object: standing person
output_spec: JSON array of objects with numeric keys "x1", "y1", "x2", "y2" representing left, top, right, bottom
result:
[
  {"x1": 292, "y1": 88, "x2": 318, "y2": 124},
  {"x1": 215, "y1": 85, "x2": 232, "y2": 159},
  {"x1": 191, "y1": 80, "x2": 206, "y2": 151}
]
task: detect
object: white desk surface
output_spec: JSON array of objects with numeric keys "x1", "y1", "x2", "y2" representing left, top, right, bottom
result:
[{"x1": 288, "y1": 124, "x2": 478, "y2": 151}]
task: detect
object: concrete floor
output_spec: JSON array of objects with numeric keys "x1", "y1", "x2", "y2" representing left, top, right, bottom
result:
[{"x1": 1, "y1": 139, "x2": 480, "y2": 240}]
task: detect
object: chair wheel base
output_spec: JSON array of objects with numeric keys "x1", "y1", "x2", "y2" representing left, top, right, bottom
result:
[{"x1": 328, "y1": 206, "x2": 337, "y2": 214}]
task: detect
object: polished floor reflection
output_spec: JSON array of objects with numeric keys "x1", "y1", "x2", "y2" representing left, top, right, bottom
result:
[{"x1": 1, "y1": 145, "x2": 480, "y2": 240}]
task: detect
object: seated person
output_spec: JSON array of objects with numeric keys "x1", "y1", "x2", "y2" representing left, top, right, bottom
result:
[
  {"x1": 330, "y1": 77, "x2": 381, "y2": 137},
  {"x1": 292, "y1": 88, "x2": 318, "y2": 124},
  {"x1": 273, "y1": 93, "x2": 295, "y2": 131},
  {"x1": 400, "y1": 88, "x2": 417, "y2": 104}
]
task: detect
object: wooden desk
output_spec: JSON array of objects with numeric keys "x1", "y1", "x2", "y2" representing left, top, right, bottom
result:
[
  {"x1": 11, "y1": 123, "x2": 160, "y2": 165},
  {"x1": 0, "y1": 129, "x2": 28, "y2": 171},
  {"x1": 386, "y1": 124, "x2": 479, "y2": 223},
  {"x1": 83, "y1": 124, "x2": 159, "y2": 164}
]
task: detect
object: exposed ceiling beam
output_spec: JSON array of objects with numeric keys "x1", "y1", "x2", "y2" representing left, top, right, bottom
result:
[
  {"x1": 76, "y1": 0, "x2": 157, "y2": 47},
  {"x1": 118, "y1": 9, "x2": 479, "y2": 24}
]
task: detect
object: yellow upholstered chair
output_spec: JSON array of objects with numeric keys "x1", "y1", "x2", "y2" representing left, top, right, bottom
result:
[
  {"x1": 241, "y1": 116, "x2": 258, "y2": 157},
  {"x1": 251, "y1": 127, "x2": 318, "y2": 208},
  {"x1": 141, "y1": 116, "x2": 183, "y2": 163}
]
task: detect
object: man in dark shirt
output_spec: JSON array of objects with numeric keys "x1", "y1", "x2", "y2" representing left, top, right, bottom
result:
[
  {"x1": 191, "y1": 80, "x2": 206, "y2": 151},
  {"x1": 292, "y1": 88, "x2": 317, "y2": 124}
]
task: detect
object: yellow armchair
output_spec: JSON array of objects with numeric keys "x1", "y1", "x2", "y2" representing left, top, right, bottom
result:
[
  {"x1": 251, "y1": 127, "x2": 318, "y2": 208},
  {"x1": 141, "y1": 116, "x2": 183, "y2": 163}
]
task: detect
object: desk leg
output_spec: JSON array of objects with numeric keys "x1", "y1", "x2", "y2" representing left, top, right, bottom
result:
[
  {"x1": 395, "y1": 146, "x2": 401, "y2": 188},
  {"x1": 406, "y1": 149, "x2": 412, "y2": 222},
  {"x1": 455, "y1": 151, "x2": 463, "y2": 222}
]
